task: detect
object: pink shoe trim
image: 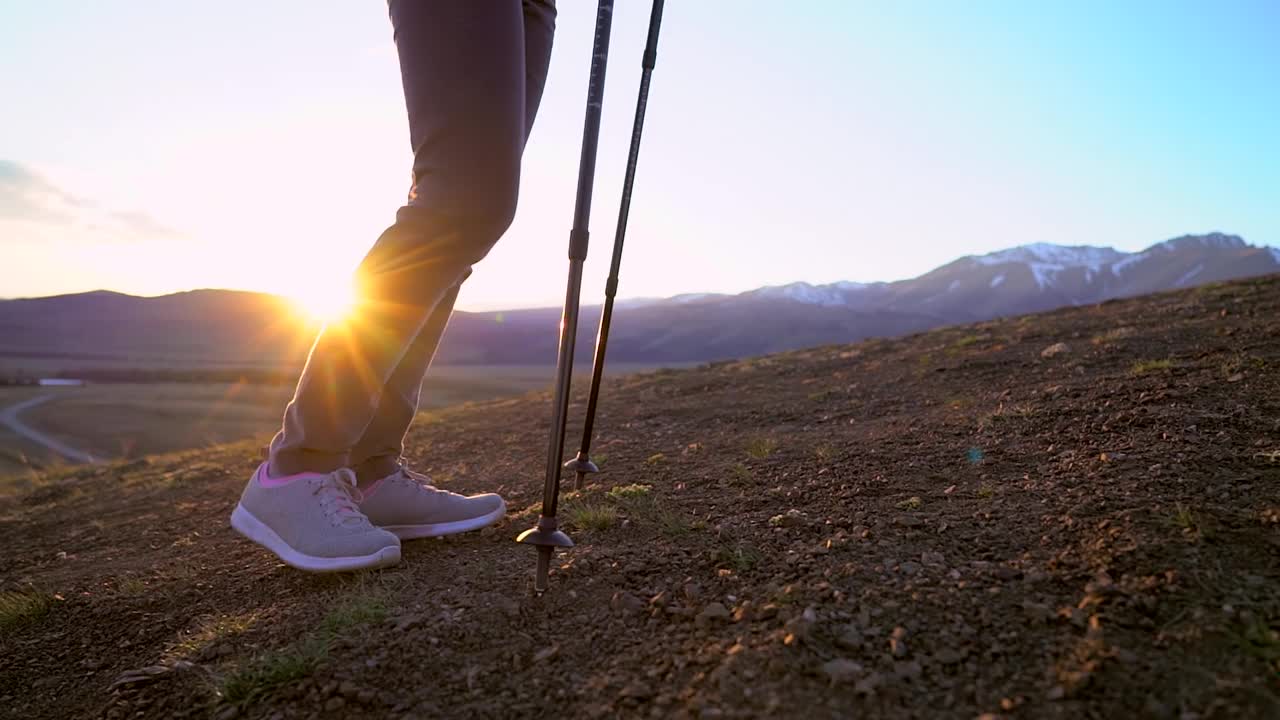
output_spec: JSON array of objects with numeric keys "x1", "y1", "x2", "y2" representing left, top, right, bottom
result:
[{"x1": 256, "y1": 463, "x2": 324, "y2": 488}]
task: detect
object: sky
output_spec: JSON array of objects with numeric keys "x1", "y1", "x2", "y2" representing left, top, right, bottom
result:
[{"x1": 1, "y1": 0, "x2": 1277, "y2": 311}]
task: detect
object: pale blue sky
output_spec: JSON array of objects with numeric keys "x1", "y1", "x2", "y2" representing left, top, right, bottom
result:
[{"x1": 1, "y1": 1, "x2": 1277, "y2": 309}]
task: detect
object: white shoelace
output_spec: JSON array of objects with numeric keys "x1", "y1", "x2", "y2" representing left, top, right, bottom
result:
[
  {"x1": 396, "y1": 468, "x2": 438, "y2": 493},
  {"x1": 312, "y1": 469, "x2": 367, "y2": 527}
]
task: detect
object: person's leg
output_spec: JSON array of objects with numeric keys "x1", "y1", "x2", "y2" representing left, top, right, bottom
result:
[
  {"x1": 269, "y1": 0, "x2": 550, "y2": 477},
  {"x1": 348, "y1": 0, "x2": 558, "y2": 486}
]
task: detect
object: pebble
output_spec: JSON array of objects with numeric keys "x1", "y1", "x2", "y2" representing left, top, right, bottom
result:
[
  {"x1": 324, "y1": 697, "x2": 345, "y2": 712},
  {"x1": 837, "y1": 626, "x2": 862, "y2": 650},
  {"x1": 820, "y1": 658, "x2": 863, "y2": 683},
  {"x1": 889, "y1": 627, "x2": 909, "y2": 658},
  {"x1": 900, "y1": 561, "x2": 923, "y2": 576},
  {"x1": 1041, "y1": 342, "x2": 1070, "y2": 358},
  {"x1": 921, "y1": 551, "x2": 945, "y2": 566},
  {"x1": 611, "y1": 591, "x2": 645, "y2": 616},
  {"x1": 697, "y1": 603, "x2": 731, "y2": 625}
]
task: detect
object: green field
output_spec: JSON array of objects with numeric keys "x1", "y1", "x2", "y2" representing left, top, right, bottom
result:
[{"x1": 0, "y1": 363, "x2": 678, "y2": 481}]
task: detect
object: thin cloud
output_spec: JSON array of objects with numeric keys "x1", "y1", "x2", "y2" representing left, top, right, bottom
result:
[{"x1": 0, "y1": 160, "x2": 182, "y2": 242}]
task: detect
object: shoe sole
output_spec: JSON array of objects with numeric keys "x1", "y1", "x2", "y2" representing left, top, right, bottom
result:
[
  {"x1": 382, "y1": 500, "x2": 507, "y2": 540},
  {"x1": 231, "y1": 505, "x2": 401, "y2": 573}
]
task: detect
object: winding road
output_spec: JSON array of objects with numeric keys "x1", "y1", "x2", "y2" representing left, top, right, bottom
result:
[{"x1": 0, "y1": 394, "x2": 98, "y2": 464}]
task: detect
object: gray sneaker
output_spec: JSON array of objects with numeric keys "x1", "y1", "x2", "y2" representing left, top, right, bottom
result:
[
  {"x1": 360, "y1": 468, "x2": 506, "y2": 540},
  {"x1": 231, "y1": 464, "x2": 401, "y2": 572}
]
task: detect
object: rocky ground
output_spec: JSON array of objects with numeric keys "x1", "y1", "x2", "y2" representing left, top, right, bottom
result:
[{"x1": 1, "y1": 275, "x2": 1278, "y2": 719}]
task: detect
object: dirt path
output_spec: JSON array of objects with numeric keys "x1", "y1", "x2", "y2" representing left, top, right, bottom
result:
[
  {"x1": 1, "y1": 275, "x2": 1277, "y2": 719},
  {"x1": 0, "y1": 394, "x2": 97, "y2": 464}
]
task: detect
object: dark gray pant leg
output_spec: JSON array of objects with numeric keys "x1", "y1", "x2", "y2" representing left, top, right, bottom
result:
[{"x1": 269, "y1": 0, "x2": 556, "y2": 476}]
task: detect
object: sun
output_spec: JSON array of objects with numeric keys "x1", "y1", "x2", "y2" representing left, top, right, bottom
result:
[{"x1": 289, "y1": 281, "x2": 357, "y2": 325}]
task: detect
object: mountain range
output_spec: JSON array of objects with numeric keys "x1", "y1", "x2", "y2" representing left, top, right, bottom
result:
[{"x1": 1, "y1": 232, "x2": 1276, "y2": 371}]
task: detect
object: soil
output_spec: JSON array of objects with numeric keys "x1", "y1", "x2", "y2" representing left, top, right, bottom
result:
[{"x1": 1, "y1": 275, "x2": 1277, "y2": 720}]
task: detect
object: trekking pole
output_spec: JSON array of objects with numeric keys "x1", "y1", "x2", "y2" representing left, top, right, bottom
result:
[
  {"x1": 565, "y1": 0, "x2": 665, "y2": 491},
  {"x1": 517, "y1": 0, "x2": 615, "y2": 595}
]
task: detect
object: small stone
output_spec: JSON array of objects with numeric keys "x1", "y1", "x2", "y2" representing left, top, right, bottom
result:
[
  {"x1": 697, "y1": 602, "x2": 731, "y2": 625},
  {"x1": 611, "y1": 591, "x2": 645, "y2": 616},
  {"x1": 682, "y1": 583, "x2": 703, "y2": 602},
  {"x1": 920, "y1": 551, "x2": 945, "y2": 566},
  {"x1": 837, "y1": 626, "x2": 862, "y2": 650},
  {"x1": 731, "y1": 601, "x2": 752, "y2": 622},
  {"x1": 1041, "y1": 342, "x2": 1070, "y2": 358},
  {"x1": 756, "y1": 603, "x2": 779, "y2": 620},
  {"x1": 894, "y1": 515, "x2": 924, "y2": 529},
  {"x1": 214, "y1": 706, "x2": 240, "y2": 720},
  {"x1": 894, "y1": 660, "x2": 922, "y2": 680},
  {"x1": 356, "y1": 689, "x2": 376, "y2": 705},
  {"x1": 1047, "y1": 685, "x2": 1066, "y2": 701},
  {"x1": 495, "y1": 597, "x2": 521, "y2": 618},
  {"x1": 993, "y1": 566, "x2": 1022, "y2": 581},
  {"x1": 392, "y1": 614, "x2": 424, "y2": 632},
  {"x1": 339, "y1": 681, "x2": 359, "y2": 699},
  {"x1": 533, "y1": 645, "x2": 560, "y2": 662},
  {"x1": 324, "y1": 697, "x2": 345, "y2": 712},
  {"x1": 820, "y1": 658, "x2": 863, "y2": 683},
  {"x1": 889, "y1": 627, "x2": 909, "y2": 658},
  {"x1": 55, "y1": 551, "x2": 68, "y2": 561},
  {"x1": 1226, "y1": 373, "x2": 1244, "y2": 383},
  {"x1": 900, "y1": 561, "x2": 923, "y2": 576}
]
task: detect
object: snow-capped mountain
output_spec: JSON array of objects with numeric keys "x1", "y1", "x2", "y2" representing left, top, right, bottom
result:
[{"x1": 715, "y1": 233, "x2": 1277, "y2": 322}]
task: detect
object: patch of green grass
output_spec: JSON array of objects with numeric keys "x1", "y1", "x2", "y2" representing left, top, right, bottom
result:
[
  {"x1": 815, "y1": 444, "x2": 834, "y2": 462},
  {"x1": 729, "y1": 463, "x2": 753, "y2": 485},
  {"x1": 1231, "y1": 616, "x2": 1280, "y2": 671},
  {"x1": 220, "y1": 636, "x2": 328, "y2": 704},
  {"x1": 954, "y1": 334, "x2": 984, "y2": 348},
  {"x1": 593, "y1": 453, "x2": 608, "y2": 467},
  {"x1": 0, "y1": 590, "x2": 53, "y2": 631},
  {"x1": 607, "y1": 484, "x2": 653, "y2": 502},
  {"x1": 1130, "y1": 359, "x2": 1173, "y2": 376},
  {"x1": 170, "y1": 613, "x2": 260, "y2": 661},
  {"x1": 318, "y1": 595, "x2": 387, "y2": 635},
  {"x1": 117, "y1": 577, "x2": 147, "y2": 596},
  {"x1": 713, "y1": 543, "x2": 762, "y2": 572},
  {"x1": 655, "y1": 507, "x2": 692, "y2": 537},
  {"x1": 219, "y1": 593, "x2": 387, "y2": 704},
  {"x1": 745, "y1": 437, "x2": 779, "y2": 460},
  {"x1": 645, "y1": 453, "x2": 666, "y2": 465},
  {"x1": 977, "y1": 484, "x2": 995, "y2": 500},
  {"x1": 564, "y1": 501, "x2": 619, "y2": 531},
  {"x1": 896, "y1": 496, "x2": 923, "y2": 510}
]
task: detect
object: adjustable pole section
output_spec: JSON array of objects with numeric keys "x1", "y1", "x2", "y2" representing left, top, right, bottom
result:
[
  {"x1": 565, "y1": 0, "x2": 666, "y2": 491},
  {"x1": 516, "y1": 0, "x2": 616, "y2": 595}
]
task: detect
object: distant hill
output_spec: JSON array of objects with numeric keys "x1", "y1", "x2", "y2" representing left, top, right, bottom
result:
[{"x1": 1, "y1": 233, "x2": 1276, "y2": 371}]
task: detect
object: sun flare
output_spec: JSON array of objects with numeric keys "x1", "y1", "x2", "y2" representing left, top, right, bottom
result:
[{"x1": 289, "y1": 281, "x2": 357, "y2": 325}]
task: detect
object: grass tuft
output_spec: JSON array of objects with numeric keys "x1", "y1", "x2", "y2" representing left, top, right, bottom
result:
[
  {"x1": 977, "y1": 484, "x2": 995, "y2": 500},
  {"x1": 714, "y1": 543, "x2": 762, "y2": 572},
  {"x1": 896, "y1": 496, "x2": 923, "y2": 510},
  {"x1": 645, "y1": 453, "x2": 666, "y2": 465},
  {"x1": 606, "y1": 484, "x2": 653, "y2": 503},
  {"x1": 564, "y1": 501, "x2": 619, "y2": 531},
  {"x1": 0, "y1": 590, "x2": 54, "y2": 631},
  {"x1": 218, "y1": 593, "x2": 387, "y2": 704},
  {"x1": 1130, "y1": 359, "x2": 1173, "y2": 376},
  {"x1": 746, "y1": 437, "x2": 779, "y2": 459}
]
